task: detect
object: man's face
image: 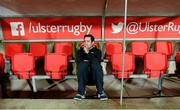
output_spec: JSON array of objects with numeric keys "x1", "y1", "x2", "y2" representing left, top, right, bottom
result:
[{"x1": 84, "y1": 37, "x2": 93, "y2": 48}]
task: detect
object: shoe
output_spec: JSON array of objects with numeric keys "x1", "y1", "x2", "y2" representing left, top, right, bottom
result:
[
  {"x1": 97, "y1": 91, "x2": 108, "y2": 101},
  {"x1": 74, "y1": 94, "x2": 85, "y2": 101}
]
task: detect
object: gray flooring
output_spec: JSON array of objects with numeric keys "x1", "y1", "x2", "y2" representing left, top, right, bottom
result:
[{"x1": 1, "y1": 75, "x2": 180, "y2": 109}]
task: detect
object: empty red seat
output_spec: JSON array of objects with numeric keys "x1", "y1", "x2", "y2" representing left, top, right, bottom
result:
[
  {"x1": 54, "y1": 42, "x2": 73, "y2": 59},
  {"x1": 5, "y1": 43, "x2": 24, "y2": 60},
  {"x1": 106, "y1": 42, "x2": 122, "y2": 60},
  {"x1": 45, "y1": 53, "x2": 67, "y2": 79},
  {"x1": 154, "y1": 41, "x2": 173, "y2": 59},
  {"x1": 0, "y1": 53, "x2": 4, "y2": 72},
  {"x1": 12, "y1": 53, "x2": 35, "y2": 79},
  {"x1": 176, "y1": 52, "x2": 180, "y2": 63},
  {"x1": 29, "y1": 43, "x2": 47, "y2": 57},
  {"x1": 175, "y1": 52, "x2": 180, "y2": 74},
  {"x1": 131, "y1": 42, "x2": 149, "y2": 57},
  {"x1": 144, "y1": 52, "x2": 167, "y2": 78},
  {"x1": 111, "y1": 53, "x2": 134, "y2": 78}
]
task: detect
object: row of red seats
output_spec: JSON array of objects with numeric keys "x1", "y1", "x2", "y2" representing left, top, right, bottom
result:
[
  {"x1": 12, "y1": 53, "x2": 67, "y2": 79},
  {"x1": 106, "y1": 42, "x2": 172, "y2": 79},
  {"x1": 5, "y1": 43, "x2": 73, "y2": 79},
  {"x1": 0, "y1": 41, "x2": 177, "y2": 80},
  {"x1": 106, "y1": 41, "x2": 173, "y2": 60},
  {"x1": 5, "y1": 42, "x2": 73, "y2": 60}
]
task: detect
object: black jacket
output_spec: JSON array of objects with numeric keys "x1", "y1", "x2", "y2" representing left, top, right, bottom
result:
[{"x1": 76, "y1": 46, "x2": 102, "y2": 65}]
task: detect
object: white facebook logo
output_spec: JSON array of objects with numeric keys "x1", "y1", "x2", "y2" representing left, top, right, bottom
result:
[{"x1": 10, "y1": 22, "x2": 25, "y2": 36}]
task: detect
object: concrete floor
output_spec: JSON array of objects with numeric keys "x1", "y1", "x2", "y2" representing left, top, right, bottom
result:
[
  {"x1": 1, "y1": 97, "x2": 180, "y2": 109},
  {"x1": 1, "y1": 75, "x2": 180, "y2": 109}
]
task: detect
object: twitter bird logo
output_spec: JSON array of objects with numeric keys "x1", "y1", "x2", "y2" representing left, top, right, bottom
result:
[{"x1": 112, "y1": 22, "x2": 124, "y2": 33}]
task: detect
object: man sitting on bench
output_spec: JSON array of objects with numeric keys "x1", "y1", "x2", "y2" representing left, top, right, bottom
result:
[{"x1": 74, "y1": 34, "x2": 108, "y2": 101}]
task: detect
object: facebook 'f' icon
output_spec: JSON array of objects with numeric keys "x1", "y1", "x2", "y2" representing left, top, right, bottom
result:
[{"x1": 10, "y1": 22, "x2": 25, "y2": 36}]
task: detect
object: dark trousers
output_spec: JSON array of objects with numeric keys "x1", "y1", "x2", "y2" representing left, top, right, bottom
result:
[{"x1": 77, "y1": 62, "x2": 104, "y2": 95}]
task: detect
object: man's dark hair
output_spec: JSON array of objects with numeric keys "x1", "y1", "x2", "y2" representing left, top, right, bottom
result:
[{"x1": 84, "y1": 34, "x2": 95, "y2": 42}]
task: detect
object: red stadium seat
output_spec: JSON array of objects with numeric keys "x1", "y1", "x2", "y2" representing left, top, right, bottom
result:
[
  {"x1": 45, "y1": 53, "x2": 67, "y2": 79},
  {"x1": 5, "y1": 43, "x2": 24, "y2": 60},
  {"x1": 54, "y1": 42, "x2": 73, "y2": 59},
  {"x1": 29, "y1": 43, "x2": 47, "y2": 75},
  {"x1": 175, "y1": 52, "x2": 180, "y2": 74},
  {"x1": 176, "y1": 52, "x2": 180, "y2": 63},
  {"x1": 154, "y1": 41, "x2": 173, "y2": 59},
  {"x1": 106, "y1": 42, "x2": 122, "y2": 60},
  {"x1": 29, "y1": 43, "x2": 47, "y2": 57},
  {"x1": 111, "y1": 53, "x2": 134, "y2": 78},
  {"x1": 131, "y1": 42, "x2": 149, "y2": 58},
  {"x1": 144, "y1": 52, "x2": 168, "y2": 78},
  {"x1": 0, "y1": 53, "x2": 4, "y2": 72},
  {"x1": 12, "y1": 53, "x2": 35, "y2": 79}
]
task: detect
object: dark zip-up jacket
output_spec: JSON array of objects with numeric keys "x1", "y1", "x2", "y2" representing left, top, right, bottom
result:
[{"x1": 76, "y1": 46, "x2": 102, "y2": 65}]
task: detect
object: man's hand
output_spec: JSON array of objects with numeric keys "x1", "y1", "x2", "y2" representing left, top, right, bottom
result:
[{"x1": 83, "y1": 45, "x2": 89, "y2": 54}]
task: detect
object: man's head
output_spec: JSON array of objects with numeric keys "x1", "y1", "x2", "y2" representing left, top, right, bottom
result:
[{"x1": 84, "y1": 34, "x2": 94, "y2": 48}]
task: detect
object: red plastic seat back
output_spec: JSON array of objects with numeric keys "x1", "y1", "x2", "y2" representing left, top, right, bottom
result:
[
  {"x1": 175, "y1": 52, "x2": 180, "y2": 74},
  {"x1": 106, "y1": 42, "x2": 122, "y2": 58},
  {"x1": 176, "y1": 52, "x2": 180, "y2": 63},
  {"x1": 111, "y1": 53, "x2": 134, "y2": 78},
  {"x1": 54, "y1": 43, "x2": 73, "y2": 57},
  {"x1": 0, "y1": 53, "x2": 4, "y2": 72},
  {"x1": 112, "y1": 53, "x2": 134, "y2": 72},
  {"x1": 154, "y1": 41, "x2": 173, "y2": 59},
  {"x1": 12, "y1": 53, "x2": 34, "y2": 71},
  {"x1": 131, "y1": 42, "x2": 149, "y2": 57},
  {"x1": 5, "y1": 43, "x2": 24, "y2": 60},
  {"x1": 29, "y1": 43, "x2": 47, "y2": 57},
  {"x1": 12, "y1": 53, "x2": 35, "y2": 79},
  {"x1": 144, "y1": 52, "x2": 167, "y2": 78},
  {"x1": 45, "y1": 53, "x2": 67, "y2": 79}
]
